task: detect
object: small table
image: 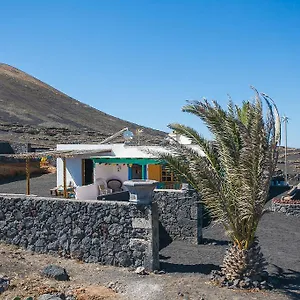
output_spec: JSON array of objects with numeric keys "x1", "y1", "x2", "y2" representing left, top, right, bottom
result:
[
  {"x1": 50, "y1": 187, "x2": 74, "y2": 197},
  {"x1": 50, "y1": 188, "x2": 58, "y2": 196}
]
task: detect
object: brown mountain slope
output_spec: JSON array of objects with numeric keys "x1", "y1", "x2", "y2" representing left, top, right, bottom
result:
[{"x1": 0, "y1": 63, "x2": 166, "y2": 147}]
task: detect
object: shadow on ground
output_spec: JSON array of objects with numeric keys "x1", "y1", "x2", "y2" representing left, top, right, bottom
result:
[
  {"x1": 160, "y1": 261, "x2": 220, "y2": 274},
  {"x1": 201, "y1": 238, "x2": 229, "y2": 246},
  {"x1": 269, "y1": 264, "x2": 300, "y2": 300},
  {"x1": 159, "y1": 222, "x2": 173, "y2": 250}
]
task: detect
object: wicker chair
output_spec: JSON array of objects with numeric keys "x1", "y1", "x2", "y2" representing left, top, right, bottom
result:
[{"x1": 95, "y1": 178, "x2": 112, "y2": 195}]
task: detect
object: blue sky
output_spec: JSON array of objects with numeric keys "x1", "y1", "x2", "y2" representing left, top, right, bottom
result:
[{"x1": 1, "y1": 0, "x2": 300, "y2": 146}]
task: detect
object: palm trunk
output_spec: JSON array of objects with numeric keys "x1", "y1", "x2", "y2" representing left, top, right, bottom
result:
[
  {"x1": 212, "y1": 238, "x2": 269, "y2": 289},
  {"x1": 222, "y1": 239, "x2": 267, "y2": 280}
]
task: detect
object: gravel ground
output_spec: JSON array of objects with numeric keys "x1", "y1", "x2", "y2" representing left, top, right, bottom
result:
[
  {"x1": 0, "y1": 172, "x2": 57, "y2": 197},
  {"x1": 1, "y1": 174, "x2": 300, "y2": 299},
  {"x1": 160, "y1": 213, "x2": 300, "y2": 299}
]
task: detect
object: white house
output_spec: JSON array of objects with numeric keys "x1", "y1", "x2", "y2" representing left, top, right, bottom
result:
[
  {"x1": 56, "y1": 143, "x2": 166, "y2": 187},
  {"x1": 56, "y1": 133, "x2": 204, "y2": 199}
]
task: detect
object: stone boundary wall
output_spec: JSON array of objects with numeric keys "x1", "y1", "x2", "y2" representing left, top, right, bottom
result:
[
  {"x1": 153, "y1": 189, "x2": 202, "y2": 244},
  {"x1": 10, "y1": 142, "x2": 31, "y2": 154},
  {"x1": 0, "y1": 195, "x2": 159, "y2": 270},
  {"x1": 271, "y1": 201, "x2": 300, "y2": 216}
]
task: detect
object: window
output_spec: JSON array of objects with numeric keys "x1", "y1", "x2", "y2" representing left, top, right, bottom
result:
[{"x1": 161, "y1": 165, "x2": 177, "y2": 182}]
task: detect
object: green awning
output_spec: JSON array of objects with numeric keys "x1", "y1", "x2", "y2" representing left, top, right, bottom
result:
[{"x1": 91, "y1": 157, "x2": 162, "y2": 165}]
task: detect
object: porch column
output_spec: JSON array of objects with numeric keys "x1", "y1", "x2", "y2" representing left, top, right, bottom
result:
[
  {"x1": 142, "y1": 164, "x2": 147, "y2": 180},
  {"x1": 26, "y1": 157, "x2": 30, "y2": 195},
  {"x1": 128, "y1": 164, "x2": 132, "y2": 180},
  {"x1": 81, "y1": 159, "x2": 85, "y2": 185},
  {"x1": 63, "y1": 157, "x2": 67, "y2": 198},
  {"x1": 93, "y1": 160, "x2": 96, "y2": 183}
]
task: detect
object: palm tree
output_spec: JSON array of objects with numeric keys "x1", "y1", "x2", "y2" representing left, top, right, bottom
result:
[{"x1": 158, "y1": 87, "x2": 281, "y2": 286}]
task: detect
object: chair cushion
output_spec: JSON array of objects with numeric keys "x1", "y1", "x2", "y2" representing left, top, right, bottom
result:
[{"x1": 107, "y1": 179, "x2": 123, "y2": 192}]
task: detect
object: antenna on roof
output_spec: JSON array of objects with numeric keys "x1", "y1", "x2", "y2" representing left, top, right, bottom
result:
[{"x1": 282, "y1": 115, "x2": 290, "y2": 184}]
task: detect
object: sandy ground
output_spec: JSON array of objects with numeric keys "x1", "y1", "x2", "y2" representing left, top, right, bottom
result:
[
  {"x1": 0, "y1": 242, "x2": 294, "y2": 300},
  {"x1": 0, "y1": 174, "x2": 300, "y2": 299}
]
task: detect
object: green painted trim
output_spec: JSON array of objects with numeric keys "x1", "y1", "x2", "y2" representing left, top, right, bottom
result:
[{"x1": 91, "y1": 157, "x2": 162, "y2": 165}]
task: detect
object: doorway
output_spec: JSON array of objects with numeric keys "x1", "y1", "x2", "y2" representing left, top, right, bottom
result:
[
  {"x1": 131, "y1": 164, "x2": 142, "y2": 179},
  {"x1": 82, "y1": 159, "x2": 94, "y2": 185}
]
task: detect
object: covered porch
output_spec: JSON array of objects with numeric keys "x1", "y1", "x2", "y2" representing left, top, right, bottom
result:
[
  {"x1": 91, "y1": 156, "x2": 181, "y2": 190},
  {"x1": 1, "y1": 148, "x2": 111, "y2": 198}
]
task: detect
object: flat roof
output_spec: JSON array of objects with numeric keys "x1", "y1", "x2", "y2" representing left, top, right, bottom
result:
[{"x1": 1, "y1": 149, "x2": 111, "y2": 159}]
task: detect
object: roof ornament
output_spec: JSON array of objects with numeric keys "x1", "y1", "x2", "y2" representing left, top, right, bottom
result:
[{"x1": 135, "y1": 128, "x2": 144, "y2": 145}]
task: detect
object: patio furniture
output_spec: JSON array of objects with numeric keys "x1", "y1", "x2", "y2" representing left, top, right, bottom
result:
[
  {"x1": 50, "y1": 185, "x2": 64, "y2": 196},
  {"x1": 95, "y1": 177, "x2": 112, "y2": 195},
  {"x1": 99, "y1": 185, "x2": 113, "y2": 195},
  {"x1": 50, "y1": 187, "x2": 58, "y2": 196},
  {"x1": 67, "y1": 186, "x2": 75, "y2": 198},
  {"x1": 107, "y1": 178, "x2": 123, "y2": 192},
  {"x1": 50, "y1": 184, "x2": 75, "y2": 198}
]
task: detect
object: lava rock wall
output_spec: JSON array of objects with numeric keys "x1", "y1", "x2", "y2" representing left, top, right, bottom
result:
[
  {"x1": 154, "y1": 189, "x2": 202, "y2": 244},
  {"x1": 271, "y1": 201, "x2": 300, "y2": 216},
  {"x1": 0, "y1": 195, "x2": 159, "y2": 270}
]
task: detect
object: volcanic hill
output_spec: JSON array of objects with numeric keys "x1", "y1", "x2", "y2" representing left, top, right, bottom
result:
[{"x1": 0, "y1": 63, "x2": 166, "y2": 148}]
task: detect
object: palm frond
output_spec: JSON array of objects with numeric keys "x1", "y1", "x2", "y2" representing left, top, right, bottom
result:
[
  {"x1": 168, "y1": 123, "x2": 220, "y2": 173},
  {"x1": 155, "y1": 87, "x2": 281, "y2": 249}
]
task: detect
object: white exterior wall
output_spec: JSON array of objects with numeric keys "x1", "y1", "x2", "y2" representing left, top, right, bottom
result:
[
  {"x1": 56, "y1": 144, "x2": 113, "y2": 187},
  {"x1": 57, "y1": 157, "x2": 82, "y2": 187},
  {"x1": 75, "y1": 184, "x2": 99, "y2": 200},
  {"x1": 95, "y1": 163, "x2": 129, "y2": 183}
]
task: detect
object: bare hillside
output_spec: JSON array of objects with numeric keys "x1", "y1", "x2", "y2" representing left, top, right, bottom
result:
[{"x1": 0, "y1": 63, "x2": 165, "y2": 147}]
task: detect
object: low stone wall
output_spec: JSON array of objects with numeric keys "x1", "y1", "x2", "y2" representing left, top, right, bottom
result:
[
  {"x1": 153, "y1": 189, "x2": 202, "y2": 245},
  {"x1": 10, "y1": 142, "x2": 31, "y2": 154},
  {"x1": 0, "y1": 195, "x2": 159, "y2": 270},
  {"x1": 271, "y1": 201, "x2": 300, "y2": 216},
  {"x1": 0, "y1": 142, "x2": 31, "y2": 155}
]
